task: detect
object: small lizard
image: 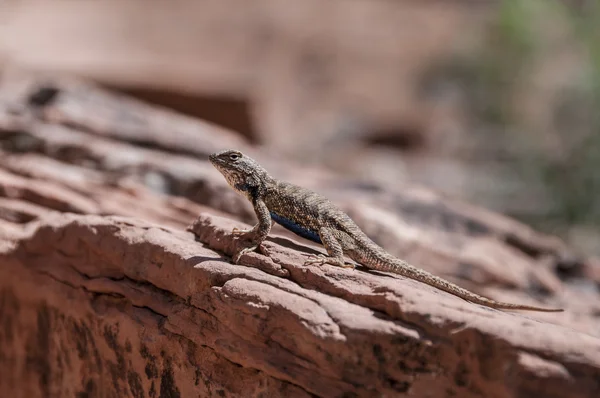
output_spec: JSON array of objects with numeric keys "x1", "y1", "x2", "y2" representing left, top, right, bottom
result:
[{"x1": 209, "y1": 149, "x2": 563, "y2": 312}]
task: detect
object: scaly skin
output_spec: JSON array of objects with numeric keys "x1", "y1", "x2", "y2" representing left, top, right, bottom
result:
[{"x1": 209, "y1": 149, "x2": 564, "y2": 313}]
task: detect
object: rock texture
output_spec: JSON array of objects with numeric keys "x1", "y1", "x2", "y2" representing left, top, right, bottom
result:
[
  {"x1": 4, "y1": 0, "x2": 599, "y2": 260},
  {"x1": 0, "y1": 73, "x2": 600, "y2": 397}
]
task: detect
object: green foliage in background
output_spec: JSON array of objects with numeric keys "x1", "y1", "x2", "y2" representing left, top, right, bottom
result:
[
  {"x1": 442, "y1": 0, "x2": 600, "y2": 250},
  {"x1": 525, "y1": 0, "x2": 599, "y2": 228},
  {"x1": 503, "y1": 0, "x2": 600, "y2": 244}
]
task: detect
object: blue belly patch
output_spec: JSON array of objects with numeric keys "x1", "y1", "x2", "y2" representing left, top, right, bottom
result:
[{"x1": 270, "y1": 212, "x2": 321, "y2": 244}]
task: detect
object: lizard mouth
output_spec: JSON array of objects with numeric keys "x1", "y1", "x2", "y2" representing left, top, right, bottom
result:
[
  {"x1": 208, "y1": 154, "x2": 226, "y2": 172},
  {"x1": 208, "y1": 155, "x2": 235, "y2": 183}
]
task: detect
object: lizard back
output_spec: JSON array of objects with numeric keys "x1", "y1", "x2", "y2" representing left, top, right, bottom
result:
[{"x1": 263, "y1": 180, "x2": 366, "y2": 245}]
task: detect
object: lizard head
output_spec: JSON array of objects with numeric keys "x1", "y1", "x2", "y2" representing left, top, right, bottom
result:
[{"x1": 209, "y1": 149, "x2": 272, "y2": 197}]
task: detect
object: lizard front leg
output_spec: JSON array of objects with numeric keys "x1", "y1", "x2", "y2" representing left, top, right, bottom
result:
[
  {"x1": 304, "y1": 227, "x2": 355, "y2": 269},
  {"x1": 232, "y1": 198, "x2": 271, "y2": 264}
]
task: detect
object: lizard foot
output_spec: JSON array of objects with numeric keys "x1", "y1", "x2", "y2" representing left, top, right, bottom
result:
[
  {"x1": 304, "y1": 254, "x2": 352, "y2": 268},
  {"x1": 231, "y1": 227, "x2": 252, "y2": 236},
  {"x1": 303, "y1": 254, "x2": 329, "y2": 266},
  {"x1": 232, "y1": 243, "x2": 267, "y2": 264},
  {"x1": 232, "y1": 245, "x2": 258, "y2": 264}
]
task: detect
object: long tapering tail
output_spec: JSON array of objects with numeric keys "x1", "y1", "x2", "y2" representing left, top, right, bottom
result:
[{"x1": 369, "y1": 251, "x2": 563, "y2": 312}]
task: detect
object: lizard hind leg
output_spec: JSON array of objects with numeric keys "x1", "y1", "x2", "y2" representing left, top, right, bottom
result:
[{"x1": 304, "y1": 227, "x2": 354, "y2": 269}]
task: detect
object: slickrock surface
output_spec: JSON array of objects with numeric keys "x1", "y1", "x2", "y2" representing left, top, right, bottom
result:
[{"x1": 1, "y1": 73, "x2": 600, "y2": 397}]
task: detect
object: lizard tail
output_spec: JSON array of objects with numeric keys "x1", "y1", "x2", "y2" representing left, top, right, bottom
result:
[{"x1": 375, "y1": 253, "x2": 563, "y2": 312}]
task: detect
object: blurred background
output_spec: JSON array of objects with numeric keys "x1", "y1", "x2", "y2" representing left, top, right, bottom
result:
[{"x1": 1, "y1": 0, "x2": 598, "y2": 256}]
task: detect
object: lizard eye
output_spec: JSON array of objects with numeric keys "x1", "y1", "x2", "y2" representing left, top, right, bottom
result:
[{"x1": 229, "y1": 153, "x2": 241, "y2": 161}]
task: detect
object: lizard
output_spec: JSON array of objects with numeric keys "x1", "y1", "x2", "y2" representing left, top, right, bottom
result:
[{"x1": 209, "y1": 149, "x2": 564, "y2": 312}]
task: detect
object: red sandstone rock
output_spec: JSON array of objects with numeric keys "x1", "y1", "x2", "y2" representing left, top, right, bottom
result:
[
  {"x1": 0, "y1": 74, "x2": 599, "y2": 397},
  {"x1": 0, "y1": 213, "x2": 597, "y2": 397}
]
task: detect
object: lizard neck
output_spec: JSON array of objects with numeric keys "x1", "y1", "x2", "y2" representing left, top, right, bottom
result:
[{"x1": 233, "y1": 168, "x2": 276, "y2": 201}]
